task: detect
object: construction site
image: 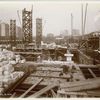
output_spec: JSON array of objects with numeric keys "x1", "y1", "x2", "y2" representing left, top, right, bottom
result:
[{"x1": 0, "y1": 2, "x2": 100, "y2": 98}]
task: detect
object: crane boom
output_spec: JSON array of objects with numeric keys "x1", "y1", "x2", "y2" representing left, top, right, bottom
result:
[
  {"x1": 17, "y1": 10, "x2": 21, "y2": 26},
  {"x1": 83, "y1": 3, "x2": 88, "y2": 35}
]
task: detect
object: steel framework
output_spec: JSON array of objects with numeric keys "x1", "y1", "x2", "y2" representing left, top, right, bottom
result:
[
  {"x1": 10, "y1": 20, "x2": 16, "y2": 46},
  {"x1": 22, "y1": 8, "x2": 32, "y2": 44}
]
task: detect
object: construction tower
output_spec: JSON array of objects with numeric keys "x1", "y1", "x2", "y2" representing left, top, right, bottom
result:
[
  {"x1": 10, "y1": 20, "x2": 16, "y2": 46},
  {"x1": 36, "y1": 18, "x2": 42, "y2": 48},
  {"x1": 22, "y1": 8, "x2": 32, "y2": 44}
]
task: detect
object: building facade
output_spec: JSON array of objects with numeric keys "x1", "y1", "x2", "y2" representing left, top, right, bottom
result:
[
  {"x1": 16, "y1": 26, "x2": 23, "y2": 40},
  {"x1": 0, "y1": 22, "x2": 9, "y2": 40}
]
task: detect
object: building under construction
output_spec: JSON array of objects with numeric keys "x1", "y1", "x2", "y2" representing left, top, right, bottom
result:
[
  {"x1": 22, "y1": 8, "x2": 32, "y2": 44},
  {"x1": 0, "y1": 8, "x2": 33, "y2": 46},
  {"x1": 0, "y1": 4, "x2": 100, "y2": 98},
  {"x1": 36, "y1": 18, "x2": 42, "y2": 48}
]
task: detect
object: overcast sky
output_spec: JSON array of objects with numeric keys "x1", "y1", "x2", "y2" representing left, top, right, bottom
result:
[{"x1": 0, "y1": 1, "x2": 100, "y2": 36}]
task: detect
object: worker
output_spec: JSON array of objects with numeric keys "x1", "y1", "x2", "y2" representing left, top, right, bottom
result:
[
  {"x1": 62, "y1": 65, "x2": 69, "y2": 74},
  {"x1": 70, "y1": 65, "x2": 76, "y2": 73}
]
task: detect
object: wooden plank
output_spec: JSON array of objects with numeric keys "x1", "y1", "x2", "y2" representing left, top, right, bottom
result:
[
  {"x1": 57, "y1": 90, "x2": 87, "y2": 96},
  {"x1": 28, "y1": 84, "x2": 57, "y2": 98},
  {"x1": 36, "y1": 67, "x2": 62, "y2": 72},
  {"x1": 58, "y1": 90, "x2": 100, "y2": 97},
  {"x1": 14, "y1": 52, "x2": 42, "y2": 55},
  {"x1": 15, "y1": 89, "x2": 28, "y2": 92},
  {"x1": 10, "y1": 92, "x2": 16, "y2": 98},
  {"x1": 61, "y1": 77, "x2": 100, "y2": 87},
  {"x1": 87, "y1": 91, "x2": 100, "y2": 96},
  {"x1": 50, "y1": 89, "x2": 57, "y2": 97},
  {"x1": 77, "y1": 64, "x2": 97, "y2": 68},
  {"x1": 88, "y1": 68, "x2": 97, "y2": 78},
  {"x1": 36, "y1": 69, "x2": 62, "y2": 72},
  {"x1": 20, "y1": 78, "x2": 43, "y2": 97},
  {"x1": 30, "y1": 74, "x2": 69, "y2": 79},
  {"x1": 60, "y1": 78, "x2": 100, "y2": 91}
]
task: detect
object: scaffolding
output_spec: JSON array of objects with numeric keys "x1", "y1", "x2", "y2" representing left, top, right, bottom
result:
[
  {"x1": 22, "y1": 8, "x2": 32, "y2": 44},
  {"x1": 10, "y1": 20, "x2": 16, "y2": 46}
]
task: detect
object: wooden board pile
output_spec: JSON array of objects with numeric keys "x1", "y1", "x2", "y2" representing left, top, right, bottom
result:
[{"x1": 57, "y1": 77, "x2": 100, "y2": 97}]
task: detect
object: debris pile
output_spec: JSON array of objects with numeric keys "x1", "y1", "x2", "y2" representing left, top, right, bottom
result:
[{"x1": 0, "y1": 48, "x2": 25, "y2": 93}]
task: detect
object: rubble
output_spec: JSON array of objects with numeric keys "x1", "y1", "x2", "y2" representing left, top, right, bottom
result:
[{"x1": 0, "y1": 48, "x2": 25, "y2": 93}]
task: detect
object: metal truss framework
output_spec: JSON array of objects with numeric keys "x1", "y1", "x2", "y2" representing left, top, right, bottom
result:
[
  {"x1": 22, "y1": 8, "x2": 32, "y2": 44},
  {"x1": 10, "y1": 20, "x2": 16, "y2": 46}
]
